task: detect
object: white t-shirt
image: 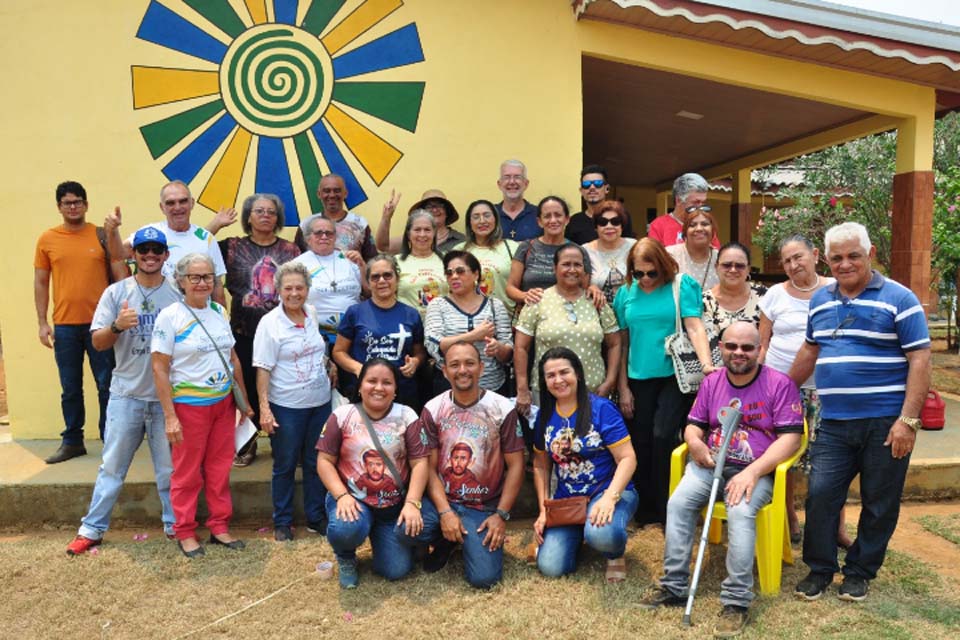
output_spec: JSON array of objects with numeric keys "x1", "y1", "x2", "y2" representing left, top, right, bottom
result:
[
  {"x1": 667, "y1": 243, "x2": 719, "y2": 291},
  {"x1": 132, "y1": 222, "x2": 227, "y2": 287},
  {"x1": 290, "y1": 250, "x2": 362, "y2": 332},
  {"x1": 758, "y1": 279, "x2": 834, "y2": 389},
  {"x1": 252, "y1": 304, "x2": 332, "y2": 409},
  {"x1": 151, "y1": 301, "x2": 236, "y2": 406},
  {"x1": 91, "y1": 276, "x2": 180, "y2": 401}
]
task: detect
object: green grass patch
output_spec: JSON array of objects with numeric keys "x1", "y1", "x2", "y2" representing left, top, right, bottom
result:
[{"x1": 914, "y1": 514, "x2": 960, "y2": 546}]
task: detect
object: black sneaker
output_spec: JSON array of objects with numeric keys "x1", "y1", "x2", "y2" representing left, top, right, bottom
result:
[
  {"x1": 714, "y1": 605, "x2": 749, "y2": 638},
  {"x1": 274, "y1": 526, "x2": 293, "y2": 542},
  {"x1": 306, "y1": 521, "x2": 328, "y2": 535},
  {"x1": 423, "y1": 539, "x2": 456, "y2": 573},
  {"x1": 795, "y1": 571, "x2": 833, "y2": 601},
  {"x1": 838, "y1": 575, "x2": 869, "y2": 602},
  {"x1": 638, "y1": 586, "x2": 686, "y2": 609}
]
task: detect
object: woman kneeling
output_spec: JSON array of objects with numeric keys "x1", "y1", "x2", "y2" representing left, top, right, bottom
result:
[{"x1": 533, "y1": 348, "x2": 637, "y2": 582}]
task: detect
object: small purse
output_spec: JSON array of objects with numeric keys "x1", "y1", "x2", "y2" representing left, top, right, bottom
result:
[
  {"x1": 543, "y1": 495, "x2": 589, "y2": 528},
  {"x1": 664, "y1": 278, "x2": 722, "y2": 394}
]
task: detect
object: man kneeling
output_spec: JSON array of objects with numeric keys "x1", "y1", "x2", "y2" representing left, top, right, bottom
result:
[{"x1": 640, "y1": 322, "x2": 802, "y2": 638}]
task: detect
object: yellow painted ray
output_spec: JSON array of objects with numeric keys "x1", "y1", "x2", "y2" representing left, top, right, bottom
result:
[
  {"x1": 243, "y1": 0, "x2": 268, "y2": 25},
  {"x1": 321, "y1": 0, "x2": 402, "y2": 55},
  {"x1": 199, "y1": 127, "x2": 253, "y2": 210},
  {"x1": 132, "y1": 66, "x2": 220, "y2": 109},
  {"x1": 324, "y1": 104, "x2": 401, "y2": 185}
]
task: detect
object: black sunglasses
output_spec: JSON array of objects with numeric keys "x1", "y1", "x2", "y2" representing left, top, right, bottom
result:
[
  {"x1": 633, "y1": 269, "x2": 659, "y2": 279},
  {"x1": 595, "y1": 216, "x2": 622, "y2": 227},
  {"x1": 135, "y1": 244, "x2": 166, "y2": 255},
  {"x1": 722, "y1": 342, "x2": 758, "y2": 353}
]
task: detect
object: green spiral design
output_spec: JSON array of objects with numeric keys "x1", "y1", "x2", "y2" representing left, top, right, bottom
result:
[{"x1": 224, "y1": 28, "x2": 325, "y2": 130}]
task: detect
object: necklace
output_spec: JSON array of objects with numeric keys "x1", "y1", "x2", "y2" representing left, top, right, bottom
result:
[
  {"x1": 135, "y1": 278, "x2": 164, "y2": 313},
  {"x1": 318, "y1": 253, "x2": 341, "y2": 291},
  {"x1": 790, "y1": 275, "x2": 820, "y2": 292}
]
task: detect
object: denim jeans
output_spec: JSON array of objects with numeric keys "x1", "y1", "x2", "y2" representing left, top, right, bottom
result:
[
  {"x1": 54, "y1": 324, "x2": 114, "y2": 443},
  {"x1": 269, "y1": 402, "x2": 331, "y2": 527},
  {"x1": 419, "y1": 499, "x2": 504, "y2": 588},
  {"x1": 324, "y1": 494, "x2": 415, "y2": 581},
  {"x1": 803, "y1": 416, "x2": 909, "y2": 580},
  {"x1": 78, "y1": 395, "x2": 174, "y2": 539},
  {"x1": 660, "y1": 461, "x2": 773, "y2": 608},
  {"x1": 537, "y1": 488, "x2": 638, "y2": 577}
]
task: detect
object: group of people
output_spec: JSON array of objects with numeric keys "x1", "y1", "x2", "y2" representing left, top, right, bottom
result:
[{"x1": 35, "y1": 161, "x2": 929, "y2": 638}]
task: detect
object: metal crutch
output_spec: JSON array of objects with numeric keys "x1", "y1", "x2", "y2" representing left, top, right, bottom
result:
[{"x1": 682, "y1": 406, "x2": 742, "y2": 626}]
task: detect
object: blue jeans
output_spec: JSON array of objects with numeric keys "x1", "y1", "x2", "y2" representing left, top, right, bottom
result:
[
  {"x1": 78, "y1": 396, "x2": 174, "y2": 539},
  {"x1": 419, "y1": 499, "x2": 504, "y2": 588},
  {"x1": 803, "y1": 417, "x2": 909, "y2": 580},
  {"x1": 324, "y1": 494, "x2": 415, "y2": 581},
  {"x1": 269, "y1": 402, "x2": 331, "y2": 527},
  {"x1": 54, "y1": 324, "x2": 114, "y2": 443},
  {"x1": 660, "y1": 462, "x2": 773, "y2": 608},
  {"x1": 537, "y1": 488, "x2": 638, "y2": 577}
]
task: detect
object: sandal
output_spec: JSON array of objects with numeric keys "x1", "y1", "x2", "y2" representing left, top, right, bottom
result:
[{"x1": 606, "y1": 557, "x2": 627, "y2": 584}]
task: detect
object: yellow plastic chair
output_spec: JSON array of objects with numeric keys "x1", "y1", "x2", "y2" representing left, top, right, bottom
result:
[{"x1": 668, "y1": 421, "x2": 807, "y2": 595}]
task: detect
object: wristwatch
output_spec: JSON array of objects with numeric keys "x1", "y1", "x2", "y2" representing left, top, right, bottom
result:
[
  {"x1": 110, "y1": 321, "x2": 124, "y2": 334},
  {"x1": 898, "y1": 416, "x2": 922, "y2": 432},
  {"x1": 406, "y1": 499, "x2": 422, "y2": 510},
  {"x1": 495, "y1": 508, "x2": 511, "y2": 521}
]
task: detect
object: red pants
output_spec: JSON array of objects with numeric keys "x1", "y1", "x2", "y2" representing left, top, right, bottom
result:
[{"x1": 171, "y1": 396, "x2": 235, "y2": 540}]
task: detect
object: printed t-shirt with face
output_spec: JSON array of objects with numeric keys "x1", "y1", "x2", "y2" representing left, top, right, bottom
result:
[
  {"x1": 34, "y1": 223, "x2": 109, "y2": 324},
  {"x1": 534, "y1": 395, "x2": 634, "y2": 498},
  {"x1": 613, "y1": 274, "x2": 702, "y2": 381},
  {"x1": 688, "y1": 366, "x2": 804, "y2": 468},
  {"x1": 219, "y1": 236, "x2": 301, "y2": 336},
  {"x1": 336, "y1": 299, "x2": 423, "y2": 398},
  {"x1": 420, "y1": 390, "x2": 524, "y2": 509},
  {"x1": 513, "y1": 239, "x2": 592, "y2": 293},
  {"x1": 317, "y1": 403, "x2": 429, "y2": 509},
  {"x1": 151, "y1": 301, "x2": 236, "y2": 406},
  {"x1": 516, "y1": 287, "x2": 619, "y2": 391},
  {"x1": 251, "y1": 304, "x2": 331, "y2": 409},
  {"x1": 396, "y1": 253, "x2": 447, "y2": 320},
  {"x1": 290, "y1": 250, "x2": 362, "y2": 333},
  {"x1": 585, "y1": 238, "x2": 637, "y2": 304},
  {"x1": 134, "y1": 223, "x2": 227, "y2": 288},
  {"x1": 451, "y1": 240, "x2": 519, "y2": 316},
  {"x1": 91, "y1": 276, "x2": 180, "y2": 400},
  {"x1": 333, "y1": 211, "x2": 378, "y2": 260}
]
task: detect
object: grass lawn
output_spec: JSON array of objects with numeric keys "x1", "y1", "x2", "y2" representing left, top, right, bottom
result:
[
  {"x1": 1, "y1": 524, "x2": 957, "y2": 639},
  {"x1": 914, "y1": 513, "x2": 960, "y2": 547}
]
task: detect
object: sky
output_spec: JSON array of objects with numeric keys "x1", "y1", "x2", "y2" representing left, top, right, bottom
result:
[{"x1": 828, "y1": 0, "x2": 960, "y2": 26}]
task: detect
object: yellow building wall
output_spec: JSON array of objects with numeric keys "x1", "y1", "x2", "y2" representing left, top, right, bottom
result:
[{"x1": 1, "y1": 0, "x2": 584, "y2": 439}]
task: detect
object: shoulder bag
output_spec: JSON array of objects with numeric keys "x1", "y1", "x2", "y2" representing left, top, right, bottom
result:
[
  {"x1": 181, "y1": 302, "x2": 251, "y2": 415},
  {"x1": 663, "y1": 277, "x2": 722, "y2": 394}
]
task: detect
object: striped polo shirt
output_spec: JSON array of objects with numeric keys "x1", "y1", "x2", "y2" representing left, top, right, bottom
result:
[{"x1": 805, "y1": 271, "x2": 929, "y2": 420}]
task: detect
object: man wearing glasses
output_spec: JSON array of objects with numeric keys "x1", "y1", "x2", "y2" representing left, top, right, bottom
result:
[
  {"x1": 66, "y1": 228, "x2": 180, "y2": 555},
  {"x1": 566, "y1": 164, "x2": 635, "y2": 245},
  {"x1": 641, "y1": 321, "x2": 802, "y2": 638},
  {"x1": 648, "y1": 173, "x2": 720, "y2": 248},
  {"x1": 495, "y1": 159, "x2": 541, "y2": 241},
  {"x1": 35, "y1": 181, "x2": 126, "y2": 463},
  {"x1": 791, "y1": 222, "x2": 930, "y2": 603},
  {"x1": 126, "y1": 181, "x2": 228, "y2": 305}
]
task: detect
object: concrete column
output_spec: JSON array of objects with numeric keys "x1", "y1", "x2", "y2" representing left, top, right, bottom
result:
[
  {"x1": 656, "y1": 191, "x2": 670, "y2": 216},
  {"x1": 891, "y1": 170, "x2": 934, "y2": 311},
  {"x1": 730, "y1": 168, "x2": 752, "y2": 251}
]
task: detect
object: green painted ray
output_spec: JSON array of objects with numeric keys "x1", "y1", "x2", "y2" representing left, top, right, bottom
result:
[
  {"x1": 294, "y1": 132, "x2": 323, "y2": 213},
  {"x1": 140, "y1": 99, "x2": 225, "y2": 159},
  {"x1": 301, "y1": 0, "x2": 346, "y2": 36},
  {"x1": 332, "y1": 81, "x2": 425, "y2": 132},
  {"x1": 182, "y1": 0, "x2": 247, "y2": 38}
]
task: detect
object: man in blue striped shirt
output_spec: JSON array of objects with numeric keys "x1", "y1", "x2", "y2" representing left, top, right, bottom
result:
[{"x1": 788, "y1": 222, "x2": 930, "y2": 603}]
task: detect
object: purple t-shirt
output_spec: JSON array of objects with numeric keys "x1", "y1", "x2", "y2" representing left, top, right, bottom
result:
[{"x1": 687, "y1": 366, "x2": 803, "y2": 468}]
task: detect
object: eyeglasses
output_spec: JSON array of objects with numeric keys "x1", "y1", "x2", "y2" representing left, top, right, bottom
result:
[
  {"x1": 595, "y1": 217, "x2": 622, "y2": 227},
  {"x1": 445, "y1": 266, "x2": 470, "y2": 277},
  {"x1": 720, "y1": 262, "x2": 748, "y2": 271},
  {"x1": 184, "y1": 273, "x2": 215, "y2": 284},
  {"x1": 423, "y1": 200, "x2": 446, "y2": 211},
  {"x1": 581, "y1": 179, "x2": 605, "y2": 189},
  {"x1": 685, "y1": 205, "x2": 712, "y2": 214},
  {"x1": 312, "y1": 229, "x2": 336, "y2": 237},
  {"x1": 722, "y1": 342, "x2": 758, "y2": 353},
  {"x1": 59, "y1": 199, "x2": 86, "y2": 208},
  {"x1": 135, "y1": 244, "x2": 166, "y2": 255},
  {"x1": 369, "y1": 272, "x2": 395, "y2": 282},
  {"x1": 633, "y1": 269, "x2": 659, "y2": 279},
  {"x1": 832, "y1": 313, "x2": 855, "y2": 339},
  {"x1": 252, "y1": 207, "x2": 277, "y2": 216},
  {"x1": 500, "y1": 174, "x2": 525, "y2": 183},
  {"x1": 563, "y1": 301, "x2": 578, "y2": 324},
  {"x1": 470, "y1": 211, "x2": 495, "y2": 222}
]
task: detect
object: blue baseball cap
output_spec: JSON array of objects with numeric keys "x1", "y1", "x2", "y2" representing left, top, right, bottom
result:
[{"x1": 132, "y1": 226, "x2": 168, "y2": 248}]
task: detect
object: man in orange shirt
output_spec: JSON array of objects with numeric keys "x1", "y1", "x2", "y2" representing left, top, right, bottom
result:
[{"x1": 34, "y1": 181, "x2": 124, "y2": 463}]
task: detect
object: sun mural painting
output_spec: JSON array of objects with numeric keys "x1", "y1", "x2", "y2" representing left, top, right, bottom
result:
[{"x1": 131, "y1": 0, "x2": 426, "y2": 226}]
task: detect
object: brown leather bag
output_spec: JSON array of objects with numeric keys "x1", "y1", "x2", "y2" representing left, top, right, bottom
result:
[{"x1": 543, "y1": 496, "x2": 589, "y2": 528}]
